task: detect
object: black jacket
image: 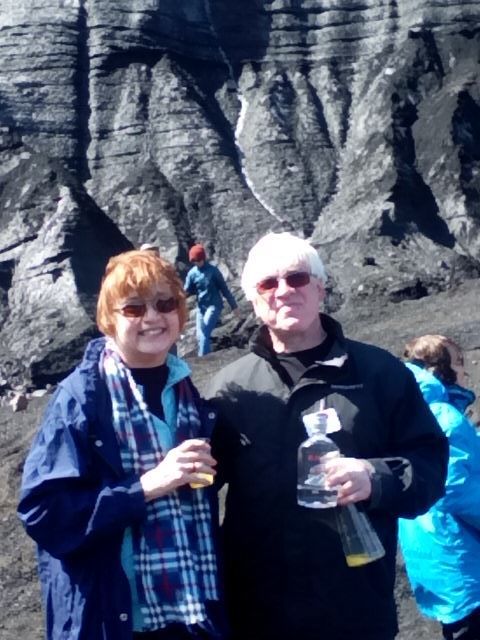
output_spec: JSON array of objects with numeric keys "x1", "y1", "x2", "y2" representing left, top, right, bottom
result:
[{"x1": 207, "y1": 315, "x2": 448, "y2": 640}]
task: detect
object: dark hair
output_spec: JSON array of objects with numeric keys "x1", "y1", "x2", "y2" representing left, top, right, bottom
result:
[{"x1": 403, "y1": 334, "x2": 461, "y2": 385}]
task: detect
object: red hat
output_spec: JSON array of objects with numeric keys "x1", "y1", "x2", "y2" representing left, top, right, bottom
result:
[{"x1": 188, "y1": 244, "x2": 206, "y2": 262}]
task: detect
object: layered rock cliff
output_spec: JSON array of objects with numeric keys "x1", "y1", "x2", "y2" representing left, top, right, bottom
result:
[{"x1": 0, "y1": 0, "x2": 479, "y2": 385}]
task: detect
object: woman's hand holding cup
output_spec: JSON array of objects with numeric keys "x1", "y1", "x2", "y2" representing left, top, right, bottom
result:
[{"x1": 140, "y1": 438, "x2": 216, "y2": 501}]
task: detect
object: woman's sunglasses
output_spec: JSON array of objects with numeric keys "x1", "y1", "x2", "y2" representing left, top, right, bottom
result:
[
  {"x1": 256, "y1": 271, "x2": 311, "y2": 294},
  {"x1": 115, "y1": 297, "x2": 179, "y2": 318}
]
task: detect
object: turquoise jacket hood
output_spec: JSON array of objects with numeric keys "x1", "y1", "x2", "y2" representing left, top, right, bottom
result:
[{"x1": 400, "y1": 362, "x2": 480, "y2": 624}]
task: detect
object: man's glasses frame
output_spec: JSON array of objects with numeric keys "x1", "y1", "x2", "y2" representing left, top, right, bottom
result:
[
  {"x1": 255, "y1": 271, "x2": 311, "y2": 295},
  {"x1": 115, "y1": 297, "x2": 179, "y2": 318}
]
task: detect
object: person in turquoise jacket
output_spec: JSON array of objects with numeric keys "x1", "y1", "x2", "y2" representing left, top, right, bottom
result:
[
  {"x1": 399, "y1": 334, "x2": 480, "y2": 640},
  {"x1": 184, "y1": 244, "x2": 240, "y2": 356}
]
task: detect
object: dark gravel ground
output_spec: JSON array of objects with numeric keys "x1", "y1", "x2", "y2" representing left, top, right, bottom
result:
[{"x1": 2, "y1": 278, "x2": 480, "y2": 640}]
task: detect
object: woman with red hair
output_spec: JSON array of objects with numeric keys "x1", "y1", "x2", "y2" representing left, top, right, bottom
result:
[{"x1": 18, "y1": 250, "x2": 225, "y2": 640}]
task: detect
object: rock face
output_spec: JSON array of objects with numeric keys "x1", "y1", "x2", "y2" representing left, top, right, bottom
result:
[
  {"x1": 0, "y1": 1, "x2": 480, "y2": 386},
  {"x1": 2, "y1": 7, "x2": 480, "y2": 637}
]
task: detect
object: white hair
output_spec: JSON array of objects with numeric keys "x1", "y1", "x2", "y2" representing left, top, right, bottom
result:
[{"x1": 241, "y1": 232, "x2": 327, "y2": 300}]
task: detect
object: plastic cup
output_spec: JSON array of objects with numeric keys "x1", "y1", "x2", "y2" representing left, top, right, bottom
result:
[
  {"x1": 336, "y1": 504, "x2": 385, "y2": 567},
  {"x1": 189, "y1": 437, "x2": 214, "y2": 489},
  {"x1": 190, "y1": 473, "x2": 214, "y2": 489}
]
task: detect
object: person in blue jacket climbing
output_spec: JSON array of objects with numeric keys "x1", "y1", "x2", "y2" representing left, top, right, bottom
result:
[
  {"x1": 400, "y1": 334, "x2": 480, "y2": 640},
  {"x1": 17, "y1": 249, "x2": 225, "y2": 640},
  {"x1": 184, "y1": 244, "x2": 240, "y2": 356}
]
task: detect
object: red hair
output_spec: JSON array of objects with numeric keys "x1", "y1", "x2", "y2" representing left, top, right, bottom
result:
[{"x1": 96, "y1": 250, "x2": 187, "y2": 336}]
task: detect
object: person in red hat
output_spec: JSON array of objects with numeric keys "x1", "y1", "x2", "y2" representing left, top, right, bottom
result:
[{"x1": 184, "y1": 244, "x2": 240, "y2": 356}]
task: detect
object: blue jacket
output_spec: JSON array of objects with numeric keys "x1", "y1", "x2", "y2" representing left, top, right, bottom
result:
[
  {"x1": 399, "y1": 363, "x2": 480, "y2": 624},
  {"x1": 184, "y1": 262, "x2": 237, "y2": 314},
  {"x1": 17, "y1": 338, "x2": 217, "y2": 640}
]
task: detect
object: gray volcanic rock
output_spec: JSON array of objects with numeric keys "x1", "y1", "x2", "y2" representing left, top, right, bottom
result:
[
  {"x1": 0, "y1": 137, "x2": 132, "y2": 387},
  {"x1": 0, "y1": 1, "x2": 480, "y2": 383},
  {"x1": 1, "y1": 4, "x2": 480, "y2": 639}
]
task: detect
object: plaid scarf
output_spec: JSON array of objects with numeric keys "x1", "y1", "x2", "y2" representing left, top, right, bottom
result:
[{"x1": 101, "y1": 341, "x2": 219, "y2": 630}]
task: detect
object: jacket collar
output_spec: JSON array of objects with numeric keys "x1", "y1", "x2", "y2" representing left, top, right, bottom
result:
[
  {"x1": 73, "y1": 338, "x2": 192, "y2": 478},
  {"x1": 251, "y1": 313, "x2": 346, "y2": 359},
  {"x1": 406, "y1": 361, "x2": 476, "y2": 414},
  {"x1": 250, "y1": 313, "x2": 350, "y2": 384},
  {"x1": 446, "y1": 383, "x2": 476, "y2": 414}
]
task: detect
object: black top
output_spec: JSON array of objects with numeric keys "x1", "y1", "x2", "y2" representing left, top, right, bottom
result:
[
  {"x1": 275, "y1": 333, "x2": 335, "y2": 386},
  {"x1": 130, "y1": 364, "x2": 168, "y2": 420}
]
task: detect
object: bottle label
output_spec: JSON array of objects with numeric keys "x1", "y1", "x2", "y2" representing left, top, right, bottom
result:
[
  {"x1": 322, "y1": 408, "x2": 342, "y2": 434},
  {"x1": 298, "y1": 448, "x2": 338, "y2": 508}
]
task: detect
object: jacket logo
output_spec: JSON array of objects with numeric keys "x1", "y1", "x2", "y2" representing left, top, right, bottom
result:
[{"x1": 330, "y1": 384, "x2": 364, "y2": 390}]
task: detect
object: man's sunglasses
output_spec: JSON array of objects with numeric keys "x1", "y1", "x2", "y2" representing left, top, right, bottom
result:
[
  {"x1": 115, "y1": 297, "x2": 179, "y2": 318},
  {"x1": 256, "y1": 271, "x2": 311, "y2": 294}
]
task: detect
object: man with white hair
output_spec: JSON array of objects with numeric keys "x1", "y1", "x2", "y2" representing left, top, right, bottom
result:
[{"x1": 207, "y1": 232, "x2": 448, "y2": 640}]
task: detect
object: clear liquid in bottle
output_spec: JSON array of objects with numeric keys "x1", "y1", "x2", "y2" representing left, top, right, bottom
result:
[{"x1": 297, "y1": 412, "x2": 339, "y2": 508}]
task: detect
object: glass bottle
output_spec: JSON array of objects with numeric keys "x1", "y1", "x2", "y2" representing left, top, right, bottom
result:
[
  {"x1": 297, "y1": 412, "x2": 338, "y2": 508},
  {"x1": 298, "y1": 410, "x2": 385, "y2": 567}
]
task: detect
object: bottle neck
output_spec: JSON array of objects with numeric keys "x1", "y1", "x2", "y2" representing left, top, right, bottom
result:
[{"x1": 304, "y1": 414, "x2": 328, "y2": 438}]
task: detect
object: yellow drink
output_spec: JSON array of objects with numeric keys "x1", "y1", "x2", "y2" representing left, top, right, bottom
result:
[
  {"x1": 190, "y1": 473, "x2": 214, "y2": 489},
  {"x1": 345, "y1": 553, "x2": 373, "y2": 567}
]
